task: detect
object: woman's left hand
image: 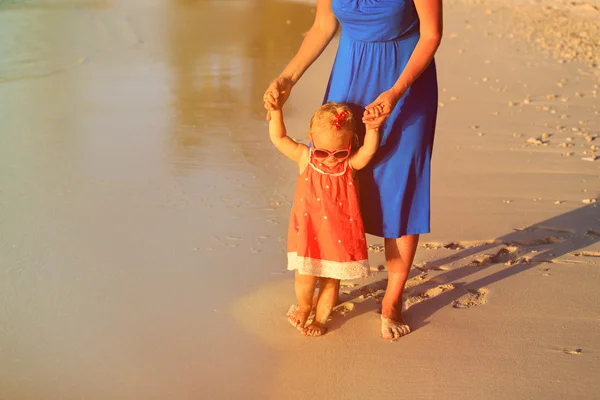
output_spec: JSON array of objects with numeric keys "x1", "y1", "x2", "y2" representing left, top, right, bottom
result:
[{"x1": 362, "y1": 88, "x2": 405, "y2": 129}]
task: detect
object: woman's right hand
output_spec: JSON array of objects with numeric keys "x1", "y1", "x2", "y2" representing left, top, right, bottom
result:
[{"x1": 263, "y1": 76, "x2": 294, "y2": 120}]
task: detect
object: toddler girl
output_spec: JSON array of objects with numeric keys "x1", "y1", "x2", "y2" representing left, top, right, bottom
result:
[{"x1": 269, "y1": 102, "x2": 380, "y2": 336}]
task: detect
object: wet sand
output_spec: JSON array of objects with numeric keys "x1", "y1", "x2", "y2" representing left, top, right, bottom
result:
[
  {"x1": 1, "y1": 1, "x2": 315, "y2": 398},
  {"x1": 1, "y1": 0, "x2": 599, "y2": 399}
]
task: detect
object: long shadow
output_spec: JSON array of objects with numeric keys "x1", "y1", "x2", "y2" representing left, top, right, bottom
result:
[{"x1": 328, "y1": 203, "x2": 600, "y2": 332}]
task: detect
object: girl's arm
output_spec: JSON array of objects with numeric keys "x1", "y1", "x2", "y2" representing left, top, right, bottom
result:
[
  {"x1": 269, "y1": 110, "x2": 309, "y2": 163},
  {"x1": 279, "y1": 0, "x2": 338, "y2": 84},
  {"x1": 349, "y1": 127, "x2": 380, "y2": 171}
]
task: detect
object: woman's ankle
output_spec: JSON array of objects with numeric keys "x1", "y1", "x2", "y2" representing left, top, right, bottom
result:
[{"x1": 381, "y1": 296, "x2": 403, "y2": 317}]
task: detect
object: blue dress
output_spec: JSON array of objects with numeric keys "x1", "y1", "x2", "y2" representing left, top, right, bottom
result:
[{"x1": 324, "y1": 0, "x2": 438, "y2": 238}]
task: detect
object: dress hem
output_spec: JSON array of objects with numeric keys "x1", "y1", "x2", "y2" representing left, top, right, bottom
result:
[
  {"x1": 365, "y1": 228, "x2": 431, "y2": 239},
  {"x1": 287, "y1": 252, "x2": 370, "y2": 281}
]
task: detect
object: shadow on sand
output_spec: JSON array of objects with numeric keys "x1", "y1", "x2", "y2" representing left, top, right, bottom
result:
[{"x1": 327, "y1": 203, "x2": 600, "y2": 332}]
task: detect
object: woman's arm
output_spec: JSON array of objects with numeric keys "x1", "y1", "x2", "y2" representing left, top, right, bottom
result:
[
  {"x1": 269, "y1": 110, "x2": 309, "y2": 163},
  {"x1": 363, "y1": 0, "x2": 443, "y2": 125},
  {"x1": 280, "y1": 0, "x2": 339, "y2": 83},
  {"x1": 264, "y1": 0, "x2": 338, "y2": 113},
  {"x1": 390, "y1": 0, "x2": 443, "y2": 96},
  {"x1": 349, "y1": 127, "x2": 380, "y2": 171}
]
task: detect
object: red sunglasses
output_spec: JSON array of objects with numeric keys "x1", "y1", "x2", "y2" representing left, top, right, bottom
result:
[{"x1": 311, "y1": 143, "x2": 352, "y2": 160}]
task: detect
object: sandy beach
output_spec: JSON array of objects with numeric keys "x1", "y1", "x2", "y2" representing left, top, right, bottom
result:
[{"x1": 1, "y1": 0, "x2": 599, "y2": 399}]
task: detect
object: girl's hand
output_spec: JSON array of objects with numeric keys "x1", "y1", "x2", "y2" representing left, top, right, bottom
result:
[
  {"x1": 362, "y1": 88, "x2": 405, "y2": 129},
  {"x1": 263, "y1": 76, "x2": 294, "y2": 120}
]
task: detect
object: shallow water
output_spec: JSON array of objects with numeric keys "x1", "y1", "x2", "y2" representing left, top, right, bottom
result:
[{"x1": 0, "y1": 1, "x2": 314, "y2": 398}]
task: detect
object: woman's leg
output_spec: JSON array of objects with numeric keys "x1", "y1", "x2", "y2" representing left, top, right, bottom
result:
[
  {"x1": 288, "y1": 270, "x2": 318, "y2": 330},
  {"x1": 381, "y1": 234, "x2": 420, "y2": 339},
  {"x1": 303, "y1": 277, "x2": 340, "y2": 337}
]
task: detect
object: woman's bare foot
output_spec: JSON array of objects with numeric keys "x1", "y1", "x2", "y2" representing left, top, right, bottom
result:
[
  {"x1": 380, "y1": 235, "x2": 419, "y2": 340},
  {"x1": 381, "y1": 314, "x2": 411, "y2": 340},
  {"x1": 287, "y1": 305, "x2": 312, "y2": 331},
  {"x1": 301, "y1": 321, "x2": 327, "y2": 337}
]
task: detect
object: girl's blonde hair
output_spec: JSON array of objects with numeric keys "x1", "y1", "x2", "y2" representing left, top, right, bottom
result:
[{"x1": 309, "y1": 102, "x2": 355, "y2": 139}]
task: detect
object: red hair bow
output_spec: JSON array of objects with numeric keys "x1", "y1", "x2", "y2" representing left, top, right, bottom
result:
[{"x1": 333, "y1": 110, "x2": 349, "y2": 129}]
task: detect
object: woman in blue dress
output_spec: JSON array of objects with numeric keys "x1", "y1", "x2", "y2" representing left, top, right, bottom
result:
[{"x1": 263, "y1": 0, "x2": 442, "y2": 340}]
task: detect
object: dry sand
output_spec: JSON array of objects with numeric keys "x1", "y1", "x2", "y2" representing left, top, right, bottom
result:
[{"x1": 1, "y1": 0, "x2": 599, "y2": 399}]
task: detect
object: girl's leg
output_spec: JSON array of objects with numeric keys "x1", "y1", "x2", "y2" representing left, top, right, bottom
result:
[
  {"x1": 288, "y1": 270, "x2": 318, "y2": 330},
  {"x1": 303, "y1": 278, "x2": 340, "y2": 337},
  {"x1": 381, "y1": 234, "x2": 420, "y2": 340}
]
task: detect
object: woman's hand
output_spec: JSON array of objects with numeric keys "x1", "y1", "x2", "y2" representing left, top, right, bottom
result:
[
  {"x1": 263, "y1": 76, "x2": 295, "y2": 120},
  {"x1": 362, "y1": 88, "x2": 405, "y2": 129}
]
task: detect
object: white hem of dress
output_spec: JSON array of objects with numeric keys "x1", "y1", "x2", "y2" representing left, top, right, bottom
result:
[{"x1": 287, "y1": 252, "x2": 370, "y2": 280}]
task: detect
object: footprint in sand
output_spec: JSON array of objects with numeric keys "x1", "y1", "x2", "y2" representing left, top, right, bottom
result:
[
  {"x1": 339, "y1": 282, "x2": 359, "y2": 295},
  {"x1": 442, "y1": 242, "x2": 467, "y2": 250},
  {"x1": 404, "y1": 272, "x2": 429, "y2": 289},
  {"x1": 419, "y1": 284, "x2": 455, "y2": 298},
  {"x1": 332, "y1": 301, "x2": 355, "y2": 317},
  {"x1": 369, "y1": 265, "x2": 385, "y2": 273},
  {"x1": 405, "y1": 284, "x2": 455, "y2": 308},
  {"x1": 509, "y1": 236, "x2": 563, "y2": 246},
  {"x1": 417, "y1": 261, "x2": 450, "y2": 272},
  {"x1": 421, "y1": 242, "x2": 467, "y2": 250},
  {"x1": 452, "y1": 288, "x2": 489, "y2": 309},
  {"x1": 570, "y1": 251, "x2": 600, "y2": 258},
  {"x1": 468, "y1": 246, "x2": 520, "y2": 267},
  {"x1": 368, "y1": 244, "x2": 385, "y2": 253}
]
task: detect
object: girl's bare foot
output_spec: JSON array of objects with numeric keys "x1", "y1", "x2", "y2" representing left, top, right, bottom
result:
[
  {"x1": 286, "y1": 305, "x2": 311, "y2": 331},
  {"x1": 286, "y1": 295, "x2": 319, "y2": 330},
  {"x1": 292, "y1": 271, "x2": 319, "y2": 330},
  {"x1": 298, "y1": 278, "x2": 339, "y2": 337},
  {"x1": 302, "y1": 321, "x2": 327, "y2": 337},
  {"x1": 381, "y1": 314, "x2": 411, "y2": 340}
]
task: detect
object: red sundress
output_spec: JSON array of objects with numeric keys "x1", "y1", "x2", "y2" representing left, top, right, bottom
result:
[{"x1": 287, "y1": 153, "x2": 370, "y2": 280}]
